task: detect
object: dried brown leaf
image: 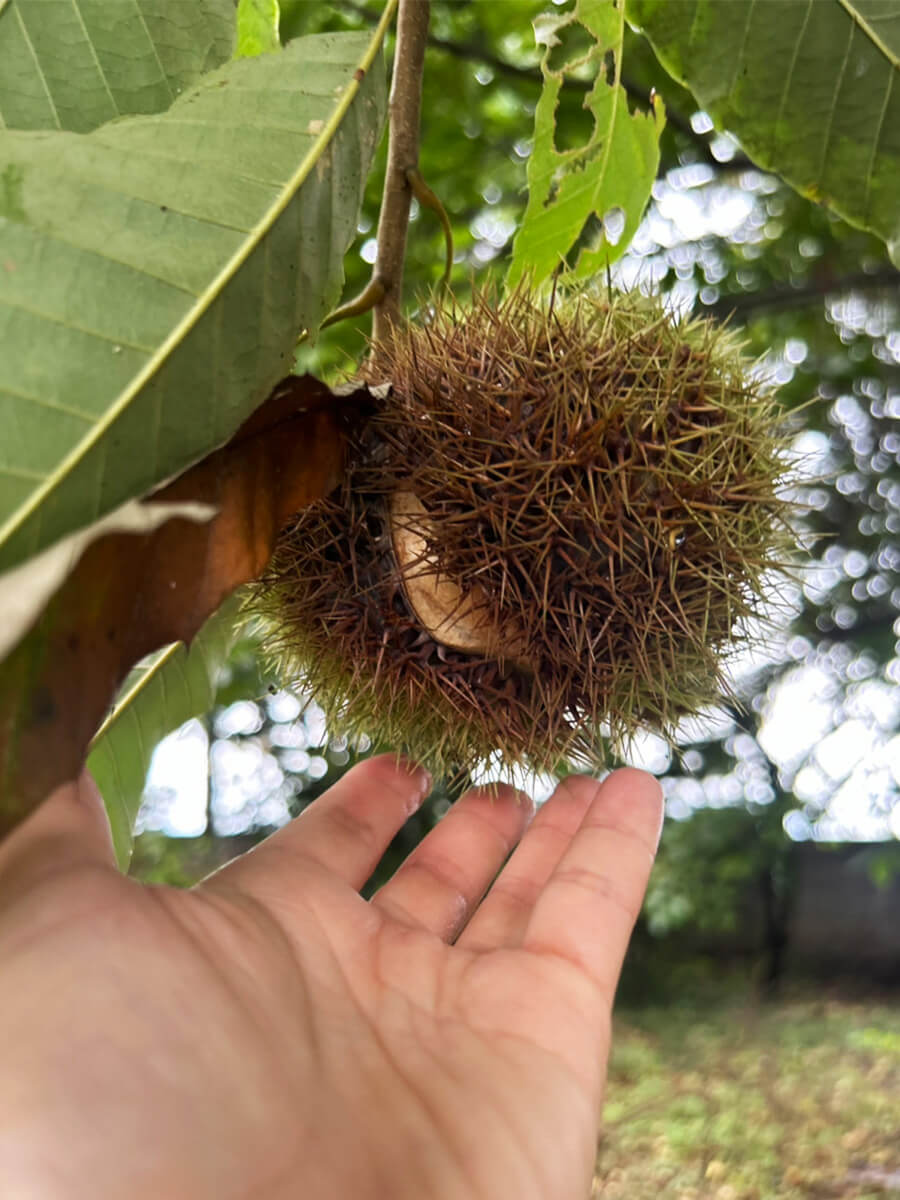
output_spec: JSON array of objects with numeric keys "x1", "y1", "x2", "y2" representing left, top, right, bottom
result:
[{"x1": 0, "y1": 375, "x2": 371, "y2": 832}]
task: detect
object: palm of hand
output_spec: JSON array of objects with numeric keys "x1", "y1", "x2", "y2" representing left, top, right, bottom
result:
[{"x1": 0, "y1": 757, "x2": 661, "y2": 1200}]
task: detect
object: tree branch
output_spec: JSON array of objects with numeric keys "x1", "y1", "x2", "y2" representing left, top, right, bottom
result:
[
  {"x1": 705, "y1": 266, "x2": 900, "y2": 322},
  {"x1": 372, "y1": 0, "x2": 430, "y2": 343}
]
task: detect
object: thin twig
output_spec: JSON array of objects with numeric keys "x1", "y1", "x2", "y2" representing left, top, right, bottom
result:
[
  {"x1": 406, "y1": 167, "x2": 454, "y2": 290},
  {"x1": 705, "y1": 266, "x2": 900, "y2": 322},
  {"x1": 372, "y1": 0, "x2": 431, "y2": 343}
]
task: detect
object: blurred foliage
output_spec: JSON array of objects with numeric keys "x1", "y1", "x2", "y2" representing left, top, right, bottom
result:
[
  {"x1": 130, "y1": 830, "x2": 263, "y2": 887},
  {"x1": 235, "y1": 0, "x2": 281, "y2": 57},
  {"x1": 645, "y1": 808, "x2": 781, "y2": 937},
  {"x1": 135, "y1": 2, "x2": 899, "y2": 942},
  {"x1": 858, "y1": 842, "x2": 900, "y2": 892}
]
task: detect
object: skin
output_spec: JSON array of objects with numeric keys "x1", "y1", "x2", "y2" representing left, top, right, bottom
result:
[{"x1": 0, "y1": 754, "x2": 663, "y2": 1200}]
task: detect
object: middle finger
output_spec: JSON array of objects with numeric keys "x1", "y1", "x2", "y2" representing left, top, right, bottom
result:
[{"x1": 372, "y1": 784, "x2": 533, "y2": 941}]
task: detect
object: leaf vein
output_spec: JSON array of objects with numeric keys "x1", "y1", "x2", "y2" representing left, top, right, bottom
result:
[
  {"x1": 816, "y1": 11, "x2": 855, "y2": 189},
  {"x1": 837, "y1": 0, "x2": 900, "y2": 69},
  {"x1": 772, "y1": 0, "x2": 814, "y2": 161},
  {"x1": 70, "y1": 0, "x2": 118, "y2": 119},
  {"x1": 0, "y1": 298, "x2": 156, "y2": 352},
  {"x1": 0, "y1": 387, "x2": 96, "y2": 422},
  {"x1": 863, "y1": 66, "x2": 894, "y2": 223},
  {"x1": 132, "y1": 0, "x2": 176, "y2": 106},
  {"x1": 12, "y1": 4, "x2": 60, "y2": 129}
]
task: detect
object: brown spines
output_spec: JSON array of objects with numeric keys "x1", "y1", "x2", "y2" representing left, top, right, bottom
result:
[{"x1": 256, "y1": 287, "x2": 792, "y2": 776}]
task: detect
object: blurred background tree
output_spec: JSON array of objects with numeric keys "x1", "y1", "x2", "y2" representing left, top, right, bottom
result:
[{"x1": 132, "y1": 1, "x2": 900, "y2": 985}]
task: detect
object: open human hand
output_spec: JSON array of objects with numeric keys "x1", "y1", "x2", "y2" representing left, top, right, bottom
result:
[{"x1": 0, "y1": 754, "x2": 662, "y2": 1199}]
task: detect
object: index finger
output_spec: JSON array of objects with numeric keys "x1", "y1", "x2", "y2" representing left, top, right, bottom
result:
[
  {"x1": 521, "y1": 769, "x2": 663, "y2": 999},
  {"x1": 210, "y1": 755, "x2": 431, "y2": 900}
]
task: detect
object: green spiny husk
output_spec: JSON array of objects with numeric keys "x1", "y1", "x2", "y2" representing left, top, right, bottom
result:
[{"x1": 255, "y1": 287, "x2": 793, "y2": 777}]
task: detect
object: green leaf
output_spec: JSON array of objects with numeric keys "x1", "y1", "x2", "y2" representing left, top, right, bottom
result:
[
  {"x1": 507, "y1": 0, "x2": 664, "y2": 288},
  {"x1": 0, "y1": 28, "x2": 387, "y2": 574},
  {"x1": 88, "y1": 594, "x2": 246, "y2": 869},
  {"x1": 630, "y1": 0, "x2": 900, "y2": 266},
  {"x1": 236, "y1": 0, "x2": 280, "y2": 58},
  {"x1": 0, "y1": 0, "x2": 236, "y2": 132}
]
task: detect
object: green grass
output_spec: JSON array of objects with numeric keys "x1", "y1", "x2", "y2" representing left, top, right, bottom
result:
[{"x1": 597, "y1": 981, "x2": 900, "y2": 1198}]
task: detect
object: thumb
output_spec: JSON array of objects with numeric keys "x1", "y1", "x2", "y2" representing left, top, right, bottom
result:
[{"x1": 0, "y1": 771, "x2": 117, "y2": 893}]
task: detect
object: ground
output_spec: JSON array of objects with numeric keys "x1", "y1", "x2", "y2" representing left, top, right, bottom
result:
[{"x1": 597, "y1": 978, "x2": 900, "y2": 1199}]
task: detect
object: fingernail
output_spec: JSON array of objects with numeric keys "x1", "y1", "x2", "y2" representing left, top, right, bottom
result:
[
  {"x1": 514, "y1": 787, "x2": 535, "y2": 814},
  {"x1": 406, "y1": 764, "x2": 432, "y2": 814},
  {"x1": 652, "y1": 784, "x2": 665, "y2": 853}
]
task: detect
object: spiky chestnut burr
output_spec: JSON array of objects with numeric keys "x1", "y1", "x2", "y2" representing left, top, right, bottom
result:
[{"x1": 255, "y1": 287, "x2": 791, "y2": 777}]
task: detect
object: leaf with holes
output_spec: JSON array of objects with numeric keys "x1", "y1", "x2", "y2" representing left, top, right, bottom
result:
[
  {"x1": 0, "y1": 27, "x2": 387, "y2": 574},
  {"x1": 507, "y1": 0, "x2": 664, "y2": 288},
  {"x1": 0, "y1": 0, "x2": 236, "y2": 132},
  {"x1": 630, "y1": 0, "x2": 900, "y2": 265},
  {"x1": 236, "y1": 0, "x2": 281, "y2": 58}
]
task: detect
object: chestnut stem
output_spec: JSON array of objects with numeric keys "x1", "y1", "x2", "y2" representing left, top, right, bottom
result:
[{"x1": 372, "y1": 0, "x2": 430, "y2": 345}]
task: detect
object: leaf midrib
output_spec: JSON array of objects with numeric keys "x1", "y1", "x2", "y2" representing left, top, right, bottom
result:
[
  {"x1": 837, "y1": 0, "x2": 900, "y2": 70},
  {"x1": 0, "y1": 7, "x2": 396, "y2": 558},
  {"x1": 91, "y1": 644, "x2": 181, "y2": 745}
]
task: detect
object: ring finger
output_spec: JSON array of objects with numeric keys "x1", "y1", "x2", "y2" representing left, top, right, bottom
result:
[
  {"x1": 457, "y1": 774, "x2": 600, "y2": 952},
  {"x1": 372, "y1": 784, "x2": 533, "y2": 941}
]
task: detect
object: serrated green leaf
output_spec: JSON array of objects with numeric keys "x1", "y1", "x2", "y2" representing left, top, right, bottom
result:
[
  {"x1": 507, "y1": 0, "x2": 664, "y2": 289},
  {"x1": 236, "y1": 0, "x2": 280, "y2": 58},
  {"x1": 88, "y1": 594, "x2": 246, "y2": 869},
  {"x1": 0, "y1": 28, "x2": 387, "y2": 574},
  {"x1": 630, "y1": 0, "x2": 900, "y2": 266},
  {"x1": 0, "y1": 0, "x2": 236, "y2": 133}
]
